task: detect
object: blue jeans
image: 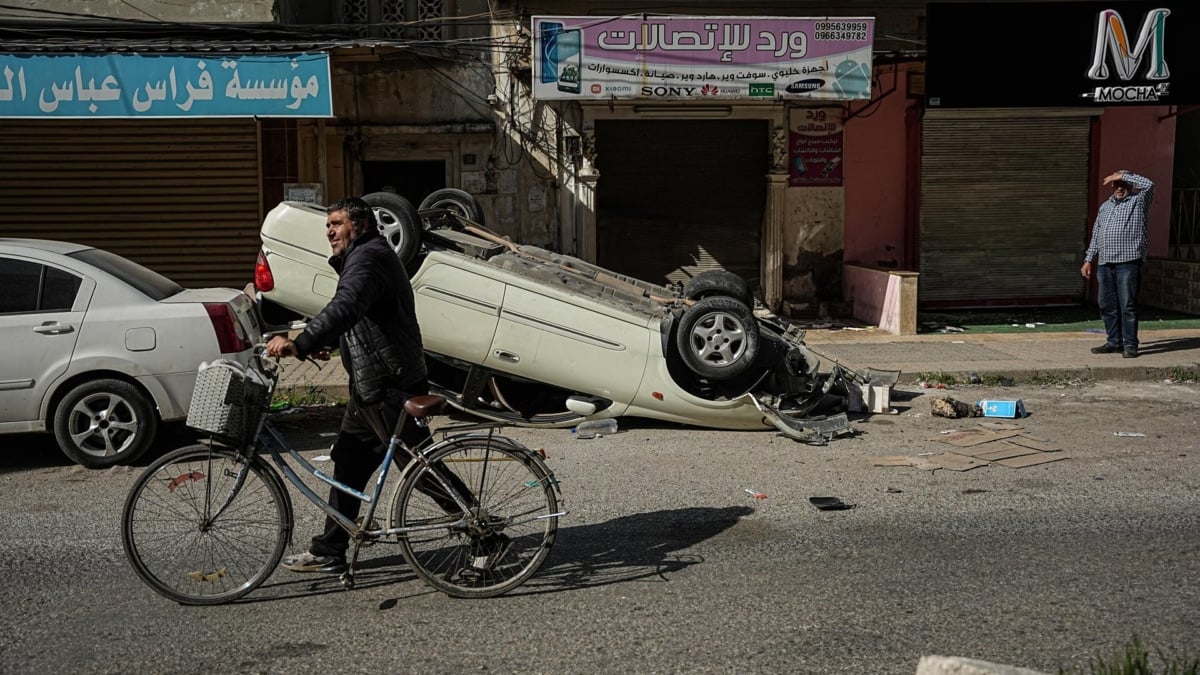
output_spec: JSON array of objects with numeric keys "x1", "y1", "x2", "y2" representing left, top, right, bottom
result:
[{"x1": 1096, "y1": 261, "x2": 1141, "y2": 349}]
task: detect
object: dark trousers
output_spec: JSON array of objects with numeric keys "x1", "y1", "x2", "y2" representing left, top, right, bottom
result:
[
  {"x1": 309, "y1": 382, "x2": 464, "y2": 558},
  {"x1": 1096, "y1": 260, "x2": 1142, "y2": 349}
]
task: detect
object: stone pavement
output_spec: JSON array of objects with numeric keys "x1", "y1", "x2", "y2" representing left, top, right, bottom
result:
[{"x1": 273, "y1": 327, "x2": 1200, "y2": 397}]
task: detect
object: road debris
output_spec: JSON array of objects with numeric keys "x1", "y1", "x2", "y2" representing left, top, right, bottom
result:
[
  {"x1": 744, "y1": 488, "x2": 768, "y2": 500},
  {"x1": 809, "y1": 496, "x2": 854, "y2": 511},
  {"x1": 1113, "y1": 431, "x2": 1147, "y2": 437},
  {"x1": 978, "y1": 399, "x2": 1027, "y2": 418},
  {"x1": 868, "y1": 424, "x2": 1068, "y2": 471},
  {"x1": 931, "y1": 397, "x2": 982, "y2": 418}
]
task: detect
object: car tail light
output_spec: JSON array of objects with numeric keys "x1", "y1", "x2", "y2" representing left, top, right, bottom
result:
[
  {"x1": 254, "y1": 250, "x2": 274, "y2": 292},
  {"x1": 204, "y1": 302, "x2": 252, "y2": 354}
]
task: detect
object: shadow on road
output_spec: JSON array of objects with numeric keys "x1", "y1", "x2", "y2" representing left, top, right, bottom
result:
[
  {"x1": 236, "y1": 505, "x2": 753, "y2": 605},
  {"x1": 519, "y1": 505, "x2": 754, "y2": 594}
]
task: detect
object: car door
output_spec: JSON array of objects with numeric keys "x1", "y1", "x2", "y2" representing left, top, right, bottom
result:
[
  {"x1": 0, "y1": 255, "x2": 92, "y2": 428},
  {"x1": 486, "y1": 282, "x2": 651, "y2": 406},
  {"x1": 411, "y1": 259, "x2": 503, "y2": 364}
]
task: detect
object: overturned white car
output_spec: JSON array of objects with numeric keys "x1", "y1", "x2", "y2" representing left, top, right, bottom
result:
[{"x1": 254, "y1": 191, "x2": 874, "y2": 443}]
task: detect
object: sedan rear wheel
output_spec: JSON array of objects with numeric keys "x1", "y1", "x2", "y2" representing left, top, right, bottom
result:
[
  {"x1": 675, "y1": 296, "x2": 760, "y2": 381},
  {"x1": 419, "y1": 188, "x2": 486, "y2": 225},
  {"x1": 53, "y1": 379, "x2": 158, "y2": 468},
  {"x1": 363, "y1": 191, "x2": 422, "y2": 269},
  {"x1": 682, "y1": 269, "x2": 755, "y2": 309}
]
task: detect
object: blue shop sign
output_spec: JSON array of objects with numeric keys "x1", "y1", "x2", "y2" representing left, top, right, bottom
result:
[{"x1": 0, "y1": 52, "x2": 333, "y2": 118}]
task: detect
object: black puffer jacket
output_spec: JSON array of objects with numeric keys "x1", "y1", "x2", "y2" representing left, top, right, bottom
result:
[{"x1": 293, "y1": 226, "x2": 426, "y2": 404}]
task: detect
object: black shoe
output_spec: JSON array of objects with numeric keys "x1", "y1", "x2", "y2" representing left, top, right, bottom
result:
[
  {"x1": 1090, "y1": 343, "x2": 1122, "y2": 354},
  {"x1": 282, "y1": 551, "x2": 347, "y2": 573},
  {"x1": 1122, "y1": 347, "x2": 1139, "y2": 359}
]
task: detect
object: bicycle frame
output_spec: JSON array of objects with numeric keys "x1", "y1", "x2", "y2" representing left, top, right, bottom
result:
[{"x1": 255, "y1": 415, "x2": 493, "y2": 542}]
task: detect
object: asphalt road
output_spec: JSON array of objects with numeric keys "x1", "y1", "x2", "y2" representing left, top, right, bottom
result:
[{"x1": 1, "y1": 380, "x2": 1198, "y2": 674}]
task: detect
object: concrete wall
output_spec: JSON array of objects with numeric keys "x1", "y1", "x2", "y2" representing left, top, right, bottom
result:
[
  {"x1": 1143, "y1": 258, "x2": 1200, "y2": 314},
  {"x1": 17, "y1": 0, "x2": 275, "y2": 22}
]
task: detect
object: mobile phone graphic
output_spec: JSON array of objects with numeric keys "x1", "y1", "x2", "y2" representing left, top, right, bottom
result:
[
  {"x1": 539, "y1": 22, "x2": 563, "y2": 84},
  {"x1": 556, "y1": 28, "x2": 582, "y2": 94}
]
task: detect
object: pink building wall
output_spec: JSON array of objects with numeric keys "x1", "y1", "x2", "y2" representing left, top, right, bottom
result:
[
  {"x1": 1094, "y1": 106, "x2": 1176, "y2": 258},
  {"x1": 842, "y1": 62, "x2": 916, "y2": 270},
  {"x1": 841, "y1": 83, "x2": 1175, "y2": 273}
]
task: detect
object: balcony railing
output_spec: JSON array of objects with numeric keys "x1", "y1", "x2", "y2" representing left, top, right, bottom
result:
[{"x1": 1170, "y1": 188, "x2": 1200, "y2": 261}]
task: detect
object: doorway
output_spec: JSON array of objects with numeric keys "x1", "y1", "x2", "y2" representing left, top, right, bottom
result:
[{"x1": 361, "y1": 160, "x2": 446, "y2": 209}]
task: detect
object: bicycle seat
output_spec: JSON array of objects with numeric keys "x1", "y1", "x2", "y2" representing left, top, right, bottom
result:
[{"x1": 405, "y1": 394, "x2": 447, "y2": 418}]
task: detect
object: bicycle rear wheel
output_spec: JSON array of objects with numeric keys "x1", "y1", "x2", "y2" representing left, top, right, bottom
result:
[
  {"x1": 121, "y1": 444, "x2": 292, "y2": 605},
  {"x1": 392, "y1": 436, "x2": 559, "y2": 598}
]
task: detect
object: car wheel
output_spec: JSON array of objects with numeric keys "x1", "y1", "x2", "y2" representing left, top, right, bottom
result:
[
  {"x1": 52, "y1": 379, "x2": 159, "y2": 469},
  {"x1": 419, "y1": 188, "x2": 486, "y2": 225},
  {"x1": 682, "y1": 269, "x2": 755, "y2": 308},
  {"x1": 363, "y1": 191, "x2": 422, "y2": 268},
  {"x1": 675, "y1": 296, "x2": 760, "y2": 381}
]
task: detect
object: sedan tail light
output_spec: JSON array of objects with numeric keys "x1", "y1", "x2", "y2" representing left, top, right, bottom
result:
[
  {"x1": 204, "y1": 302, "x2": 252, "y2": 354},
  {"x1": 254, "y1": 250, "x2": 274, "y2": 292}
]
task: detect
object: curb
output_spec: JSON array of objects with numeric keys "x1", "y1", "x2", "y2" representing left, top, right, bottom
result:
[{"x1": 899, "y1": 363, "x2": 1199, "y2": 386}]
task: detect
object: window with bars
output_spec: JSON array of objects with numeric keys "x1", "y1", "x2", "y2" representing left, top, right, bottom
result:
[{"x1": 337, "y1": 0, "x2": 446, "y2": 40}]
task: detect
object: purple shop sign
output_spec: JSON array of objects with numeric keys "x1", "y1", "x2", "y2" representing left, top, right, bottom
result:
[{"x1": 532, "y1": 16, "x2": 874, "y2": 101}]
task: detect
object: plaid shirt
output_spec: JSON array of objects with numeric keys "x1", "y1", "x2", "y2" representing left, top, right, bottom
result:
[{"x1": 1084, "y1": 171, "x2": 1154, "y2": 265}]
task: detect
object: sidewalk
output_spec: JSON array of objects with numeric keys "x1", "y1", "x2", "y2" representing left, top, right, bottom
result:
[
  {"x1": 803, "y1": 326, "x2": 1200, "y2": 384},
  {"x1": 274, "y1": 327, "x2": 1200, "y2": 397}
]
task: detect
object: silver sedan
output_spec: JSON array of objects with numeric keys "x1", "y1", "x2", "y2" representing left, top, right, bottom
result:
[{"x1": 0, "y1": 239, "x2": 261, "y2": 467}]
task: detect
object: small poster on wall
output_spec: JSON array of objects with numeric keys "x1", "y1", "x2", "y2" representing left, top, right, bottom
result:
[{"x1": 789, "y1": 107, "x2": 844, "y2": 187}]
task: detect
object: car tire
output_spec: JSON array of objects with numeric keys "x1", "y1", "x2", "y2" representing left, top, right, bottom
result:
[
  {"x1": 682, "y1": 269, "x2": 755, "y2": 308},
  {"x1": 674, "y1": 296, "x2": 760, "y2": 381},
  {"x1": 419, "y1": 188, "x2": 486, "y2": 225},
  {"x1": 363, "y1": 191, "x2": 422, "y2": 268},
  {"x1": 52, "y1": 379, "x2": 159, "y2": 469}
]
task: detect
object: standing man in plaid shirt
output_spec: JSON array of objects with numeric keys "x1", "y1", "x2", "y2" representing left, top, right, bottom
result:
[{"x1": 1081, "y1": 169, "x2": 1155, "y2": 359}]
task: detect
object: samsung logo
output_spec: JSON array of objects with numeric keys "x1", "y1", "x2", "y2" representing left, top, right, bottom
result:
[{"x1": 786, "y1": 79, "x2": 825, "y2": 94}]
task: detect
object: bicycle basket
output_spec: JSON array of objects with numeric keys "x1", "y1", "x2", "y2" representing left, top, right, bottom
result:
[{"x1": 186, "y1": 360, "x2": 271, "y2": 442}]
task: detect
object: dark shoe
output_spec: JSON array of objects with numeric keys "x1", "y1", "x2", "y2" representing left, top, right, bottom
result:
[
  {"x1": 1090, "y1": 343, "x2": 1122, "y2": 354},
  {"x1": 282, "y1": 551, "x2": 347, "y2": 573},
  {"x1": 1122, "y1": 347, "x2": 1139, "y2": 359}
]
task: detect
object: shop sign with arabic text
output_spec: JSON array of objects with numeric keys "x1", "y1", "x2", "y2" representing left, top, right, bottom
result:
[
  {"x1": 532, "y1": 16, "x2": 874, "y2": 101},
  {"x1": 0, "y1": 52, "x2": 332, "y2": 118}
]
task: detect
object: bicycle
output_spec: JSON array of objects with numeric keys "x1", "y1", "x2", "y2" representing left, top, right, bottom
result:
[{"x1": 120, "y1": 345, "x2": 564, "y2": 605}]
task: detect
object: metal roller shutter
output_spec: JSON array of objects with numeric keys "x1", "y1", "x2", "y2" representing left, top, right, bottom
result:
[
  {"x1": 0, "y1": 119, "x2": 260, "y2": 289},
  {"x1": 595, "y1": 119, "x2": 766, "y2": 291},
  {"x1": 920, "y1": 110, "x2": 1093, "y2": 306}
]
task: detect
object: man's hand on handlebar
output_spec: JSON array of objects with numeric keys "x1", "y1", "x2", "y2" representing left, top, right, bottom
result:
[{"x1": 266, "y1": 335, "x2": 298, "y2": 358}]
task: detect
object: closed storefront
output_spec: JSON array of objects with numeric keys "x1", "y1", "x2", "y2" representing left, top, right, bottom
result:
[
  {"x1": 594, "y1": 119, "x2": 767, "y2": 292},
  {"x1": 0, "y1": 119, "x2": 261, "y2": 288},
  {"x1": 919, "y1": 109, "x2": 1094, "y2": 306}
]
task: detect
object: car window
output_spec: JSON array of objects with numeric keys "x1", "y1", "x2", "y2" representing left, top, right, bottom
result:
[
  {"x1": 0, "y1": 257, "x2": 83, "y2": 314},
  {"x1": 43, "y1": 266, "x2": 83, "y2": 311},
  {"x1": 0, "y1": 257, "x2": 40, "y2": 313},
  {"x1": 69, "y1": 248, "x2": 182, "y2": 300}
]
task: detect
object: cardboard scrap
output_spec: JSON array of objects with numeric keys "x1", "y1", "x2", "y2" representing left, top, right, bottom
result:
[
  {"x1": 977, "y1": 421, "x2": 1024, "y2": 431},
  {"x1": 972, "y1": 443, "x2": 1043, "y2": 462},
  {"x1": 867, "y1": 455, "x2": 914, "y2": 467},
  {"x1": 928, "y1": 452, "x2": 989, "y2": 471},
  {"x1": 927, "y1": 429, "x2": 1026, "y2": 447},
  {"x1": 994, "y1": 453, "x2": 1070, "y2": 468},
  {"x1": 1004, "y1": 436, "x2": 1061, "y2": 453}
]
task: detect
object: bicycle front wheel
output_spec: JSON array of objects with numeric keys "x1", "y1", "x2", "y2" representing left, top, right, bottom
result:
[
  {"x1": 121, "y1": 444, "x2": 292, "y2": 605},
  {"x1": 392, "y1": 436, "x2": 559, "y2": 598}
]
